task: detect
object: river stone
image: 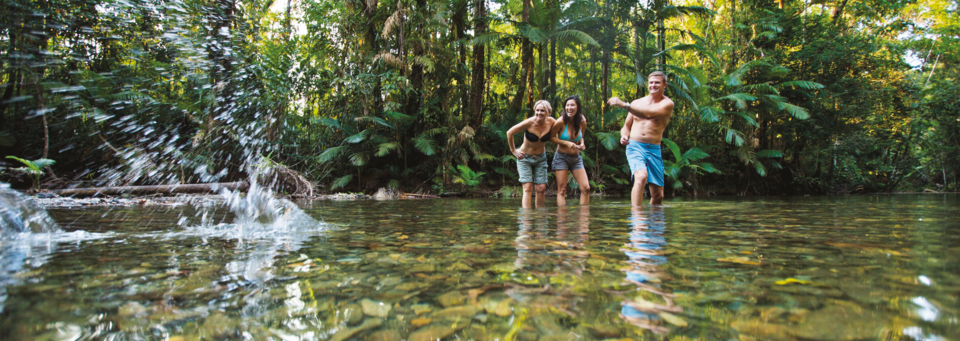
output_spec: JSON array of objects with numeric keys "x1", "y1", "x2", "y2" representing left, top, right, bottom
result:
[
  {"x1": 447, "y1": 262, "x2": 474, "y2": 271},
  {"x1": 434, "y1": 306, "x2": 480, "y2": 320},
  {"x1": 331, "y1": 318, "x2": 383, "y2": 341},
  {"x1": 731, "y1": 319, "x2": 792, "y2": 341},
  {"x1": 412, "y1": 303, "x2": 433, "y2": 315},
  {"x1": 118, "y1": 302, "x2": 147, "y2": 317},
  {"x1": 438, "y1": 291, "x2": 466, "y2": 307},
  {"x1": 587, "y1": 323, "x2": 621, "y2": 338},
  {"x1": 343, "y1": 304, "x2": 364, "y2": 325},
  {"x1": 366, "y1": 329, "x2": 402, "y2": 341},
  {"x1": 360, "y1": 299, "x2": 392, "y2": 318},
  {"x1": 199, "y1": 312, "x2": 236, "y2": 338},
  {"x1": 788, "y1": 304, "x2": 885, "y2": 341},
  {"x1": 488, "y1": 263, "x2": 517, "y2": 273},
  {"x1": 760, "y1": 306, "x2": 787, "y2": 321},
  {"x1": 410, "y1": 264, "x2": 436, "y2": 273},
  {"x1": 377, "y1": 257, "x2": 400, "y2": 265},
  {"x1": 396, "y1": 282, "x2": 428, "y2": 291},
  {"x1": 379, "y1": 277, "x2": 403, "y2": 287},
  {"x1": 408, "y1": 325, "x2": 456, "y2": 341}
]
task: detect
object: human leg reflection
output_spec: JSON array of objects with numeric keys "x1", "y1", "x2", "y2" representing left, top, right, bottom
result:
[{"x1": 620, "y1": 206, "x2": 680, "y2": 334}]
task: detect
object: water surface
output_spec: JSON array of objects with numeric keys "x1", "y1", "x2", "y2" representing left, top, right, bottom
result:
[{"x1": 1, "y1": 195, "x2": 957, "y2": 340}]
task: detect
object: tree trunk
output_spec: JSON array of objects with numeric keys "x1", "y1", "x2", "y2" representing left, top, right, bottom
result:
[
  {"x1": 452, "y1": 0, "x2": 469, "y2": 116},
  {"x1": 469, "y1": 0, "x2": 486, "y2": 128},
  {"x1": 550, "y1": 37, "x2": 557, "y2": 104},
  {"x1": 508, "y1": 0, "x2": 532, "y2": 116}
]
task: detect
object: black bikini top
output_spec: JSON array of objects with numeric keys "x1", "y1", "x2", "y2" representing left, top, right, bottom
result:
[{"x1": 525, "y1": 130, "x2": 551, "y2": 142}]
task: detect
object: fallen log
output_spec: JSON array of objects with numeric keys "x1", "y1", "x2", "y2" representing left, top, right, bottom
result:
[
  {"x1": 51, "y1": 182, "x2": 248, "y2": 198},
  {"x1": 401, "y1": 193, "x2": 440, "y2": 199}
]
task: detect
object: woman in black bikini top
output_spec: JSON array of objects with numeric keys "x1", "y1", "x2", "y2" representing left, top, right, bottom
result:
[{"x1": 506, "y1": 100, "x2": 557, "y2": 208}]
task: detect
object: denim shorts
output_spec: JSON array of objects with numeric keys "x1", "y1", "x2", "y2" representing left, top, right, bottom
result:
[
  {"x1": 516, "y1": 152, "x2": 548, "y2": 184},
  {"x1": 552, "y1": 151, "x2": 585, "y2": 171}
]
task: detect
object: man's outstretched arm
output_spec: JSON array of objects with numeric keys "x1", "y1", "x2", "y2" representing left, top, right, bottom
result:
[{"x1": 608, "y1": 97, "x2": 672, "y2": 119}]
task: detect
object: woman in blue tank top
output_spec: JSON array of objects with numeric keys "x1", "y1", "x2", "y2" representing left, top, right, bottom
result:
[{"x1": 550, "y1": 95, "x2": 591, "y2": 206}]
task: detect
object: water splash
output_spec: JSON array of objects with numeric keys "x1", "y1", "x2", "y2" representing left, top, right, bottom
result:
[{"x1": 0, "y1": 183, "x2": 59, "y2": 235}]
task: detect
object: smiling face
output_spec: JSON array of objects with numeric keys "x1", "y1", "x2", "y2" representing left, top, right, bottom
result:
[
  {"x1": 564, "y1": 99, "x2": 578, "y2": 117},
  {"x1": 648, "y1": 75, "x2": 665, "y2": 96},
  {"x1": 534, "y1": 103, "x2": 549, "y2": 123}
]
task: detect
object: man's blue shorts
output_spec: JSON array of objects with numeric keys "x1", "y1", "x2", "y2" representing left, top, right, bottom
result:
[{"x1": 626, "y1": 141, "x2": 665, "y2": 187}]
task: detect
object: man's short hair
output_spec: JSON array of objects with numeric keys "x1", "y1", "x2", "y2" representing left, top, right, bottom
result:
[{"x1": 649, "y1": 71, "x2": 668, "y2": 84}]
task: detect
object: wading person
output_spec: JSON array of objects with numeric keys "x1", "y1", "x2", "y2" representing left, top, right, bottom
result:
[
  {"x1": 608, "y1": 71, "x2": 674, "y2": 206},
  {"x1": 550, "y1": 95, "x2": 590, "y2": 206},
  {"x1": 507, "y1": 100, "x2": 557, "y2": 208}
]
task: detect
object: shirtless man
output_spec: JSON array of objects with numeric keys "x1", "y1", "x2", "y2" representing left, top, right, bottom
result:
[{"x1": 608, "y1": 71, "x2": 674, "y2": 206}]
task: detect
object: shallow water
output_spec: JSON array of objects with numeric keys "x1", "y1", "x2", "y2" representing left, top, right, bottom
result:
[{"x1": 1, "y1": 195, "x2": 957, "y2": 340}]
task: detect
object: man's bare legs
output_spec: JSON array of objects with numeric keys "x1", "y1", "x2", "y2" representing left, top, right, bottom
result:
[
  {"x1": 631, "y1": 169, "x2": 647, "y2": 207},
  {"x1": 648, "y1": 183, "x2": 664, "y2": 205},
  {"x1": 631, "y1": 168, "x2": 664, "y2": 206}
]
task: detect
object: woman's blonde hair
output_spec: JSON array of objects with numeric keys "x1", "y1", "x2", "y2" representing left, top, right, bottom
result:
[{"x1": 533, "y1": 100, "x2": 553, "y2": 115}]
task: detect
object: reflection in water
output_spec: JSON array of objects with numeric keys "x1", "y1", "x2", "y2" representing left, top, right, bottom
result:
[
  {"x1": 514, "y1": 207, "x2": 590, "y2": 278},
  {"x1": 509, "y1": 206, "x2": 593, "y2": 333},
  {"x1": 620, "y1": 206, "x2": 680, "y2": 334}
]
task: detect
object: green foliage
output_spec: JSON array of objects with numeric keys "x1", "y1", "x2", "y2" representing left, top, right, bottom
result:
[
  {"x1": 452, "y1": 165, "x2": 486, "y2": 189},
  {"x1": 0, "y1": 0, "x2": 951, "y2": 196},
  {"x1": 6, "y1": 156, "x2": 55, "y2": 190}
]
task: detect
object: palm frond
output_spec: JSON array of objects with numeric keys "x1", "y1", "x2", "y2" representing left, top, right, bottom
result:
[
  {"x1": 413, "y1": 136, "x2": 437, "y2": 156},
  {"x1": 776, "y1": 80, "x2": 824, "y2": 90},
  {"x1": 737, "y1": 83, "x2": 779, "y2": 95},
  {"x1": 474, "y1": 153, "x2": 497, "y2": 165},
  {"x1": 384, "y1": 111, "x2": 412, "y2": 122},
  {"x1": 683, "y1": 148, "x2": 710, "y2": 162},
  {"x1": 375, "y1": 142, "x2": 400, "y2": 157},
  {"x1": 355, "y1": 116, "x2": 394, "y2": 129},
  {"x1": 718, "y1": 93, "x2": 756, "y2": 110},
  {"x1": 661, "y1": 138, "x2": 683, "y2": 162},
  {"x1": 345, "y1": 130, "x2": 369, "y2": 144},
  {"x1": 731, "y1": 111, "x2": 759, "y2": 127},
  {"x1": 721, "y1": 126, "x2": 745, "y2": 146},
  {"x1": 595, "y1": 131, "x2": 621, "y2": 151},
  {"x1": 349, "y1": 151, "x2": 369, "y2": 166},
  {"x1": 413, "y1": 56, "x2": 436, "y2": 73},
  {"x1": 780, "y1": 102, "x2": 811, "y2": 119},
  {"x1": 317, "y1": 146, "x2": 346, "y2": 163},
  {"x1": 602, "y1": 165, "x2": 622, "y2": 175},
  {"x1": 698, "y1": 106, "x2": 722, "y2": 123},
  {"x1": 331, "y1": 174, "x2": 353, "y2": 190},
  {"x1": 756, "y1": 149, "x2": 784, "y2": 158},
  {"x1": 471, "y1": 32, "x2": 511, "y2": 46},
  {"x1": 552, "y1": 30, "x2": 599, "y2": 46}
]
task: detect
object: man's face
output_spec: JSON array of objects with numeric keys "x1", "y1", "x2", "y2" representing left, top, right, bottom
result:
[{"x1": 648, "y1": 76, "x2": 665, "y2": 95}]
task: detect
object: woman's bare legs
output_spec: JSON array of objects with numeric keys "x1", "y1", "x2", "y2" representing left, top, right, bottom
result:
[
  {"x1": 555, "y1": 170, "x2": 569, "y2": 206},
  {"x1": 571, "y1": 168, "x2": 591, "y2": 205}
]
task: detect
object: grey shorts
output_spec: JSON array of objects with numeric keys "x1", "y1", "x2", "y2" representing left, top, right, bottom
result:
[
  {"x1": 552, "y1": 151, "x2": 585, "y2": 171},
  {"x1": 517, "y1": 152, "x2": 549, "y2": 184}
]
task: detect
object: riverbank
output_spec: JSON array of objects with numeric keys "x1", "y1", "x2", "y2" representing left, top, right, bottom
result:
[{"x1": 32, "y1": 192, "x2": 374, "y2": 208}]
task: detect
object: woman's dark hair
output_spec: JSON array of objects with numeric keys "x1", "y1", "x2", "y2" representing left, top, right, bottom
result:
[{"x1": 561, "y1": 95, "x2": 583, "y2": 140}]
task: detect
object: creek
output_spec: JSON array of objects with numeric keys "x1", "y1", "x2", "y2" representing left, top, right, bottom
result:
[{"x1": 0, "y1": 194, "x2": 957, "y2": 340}]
